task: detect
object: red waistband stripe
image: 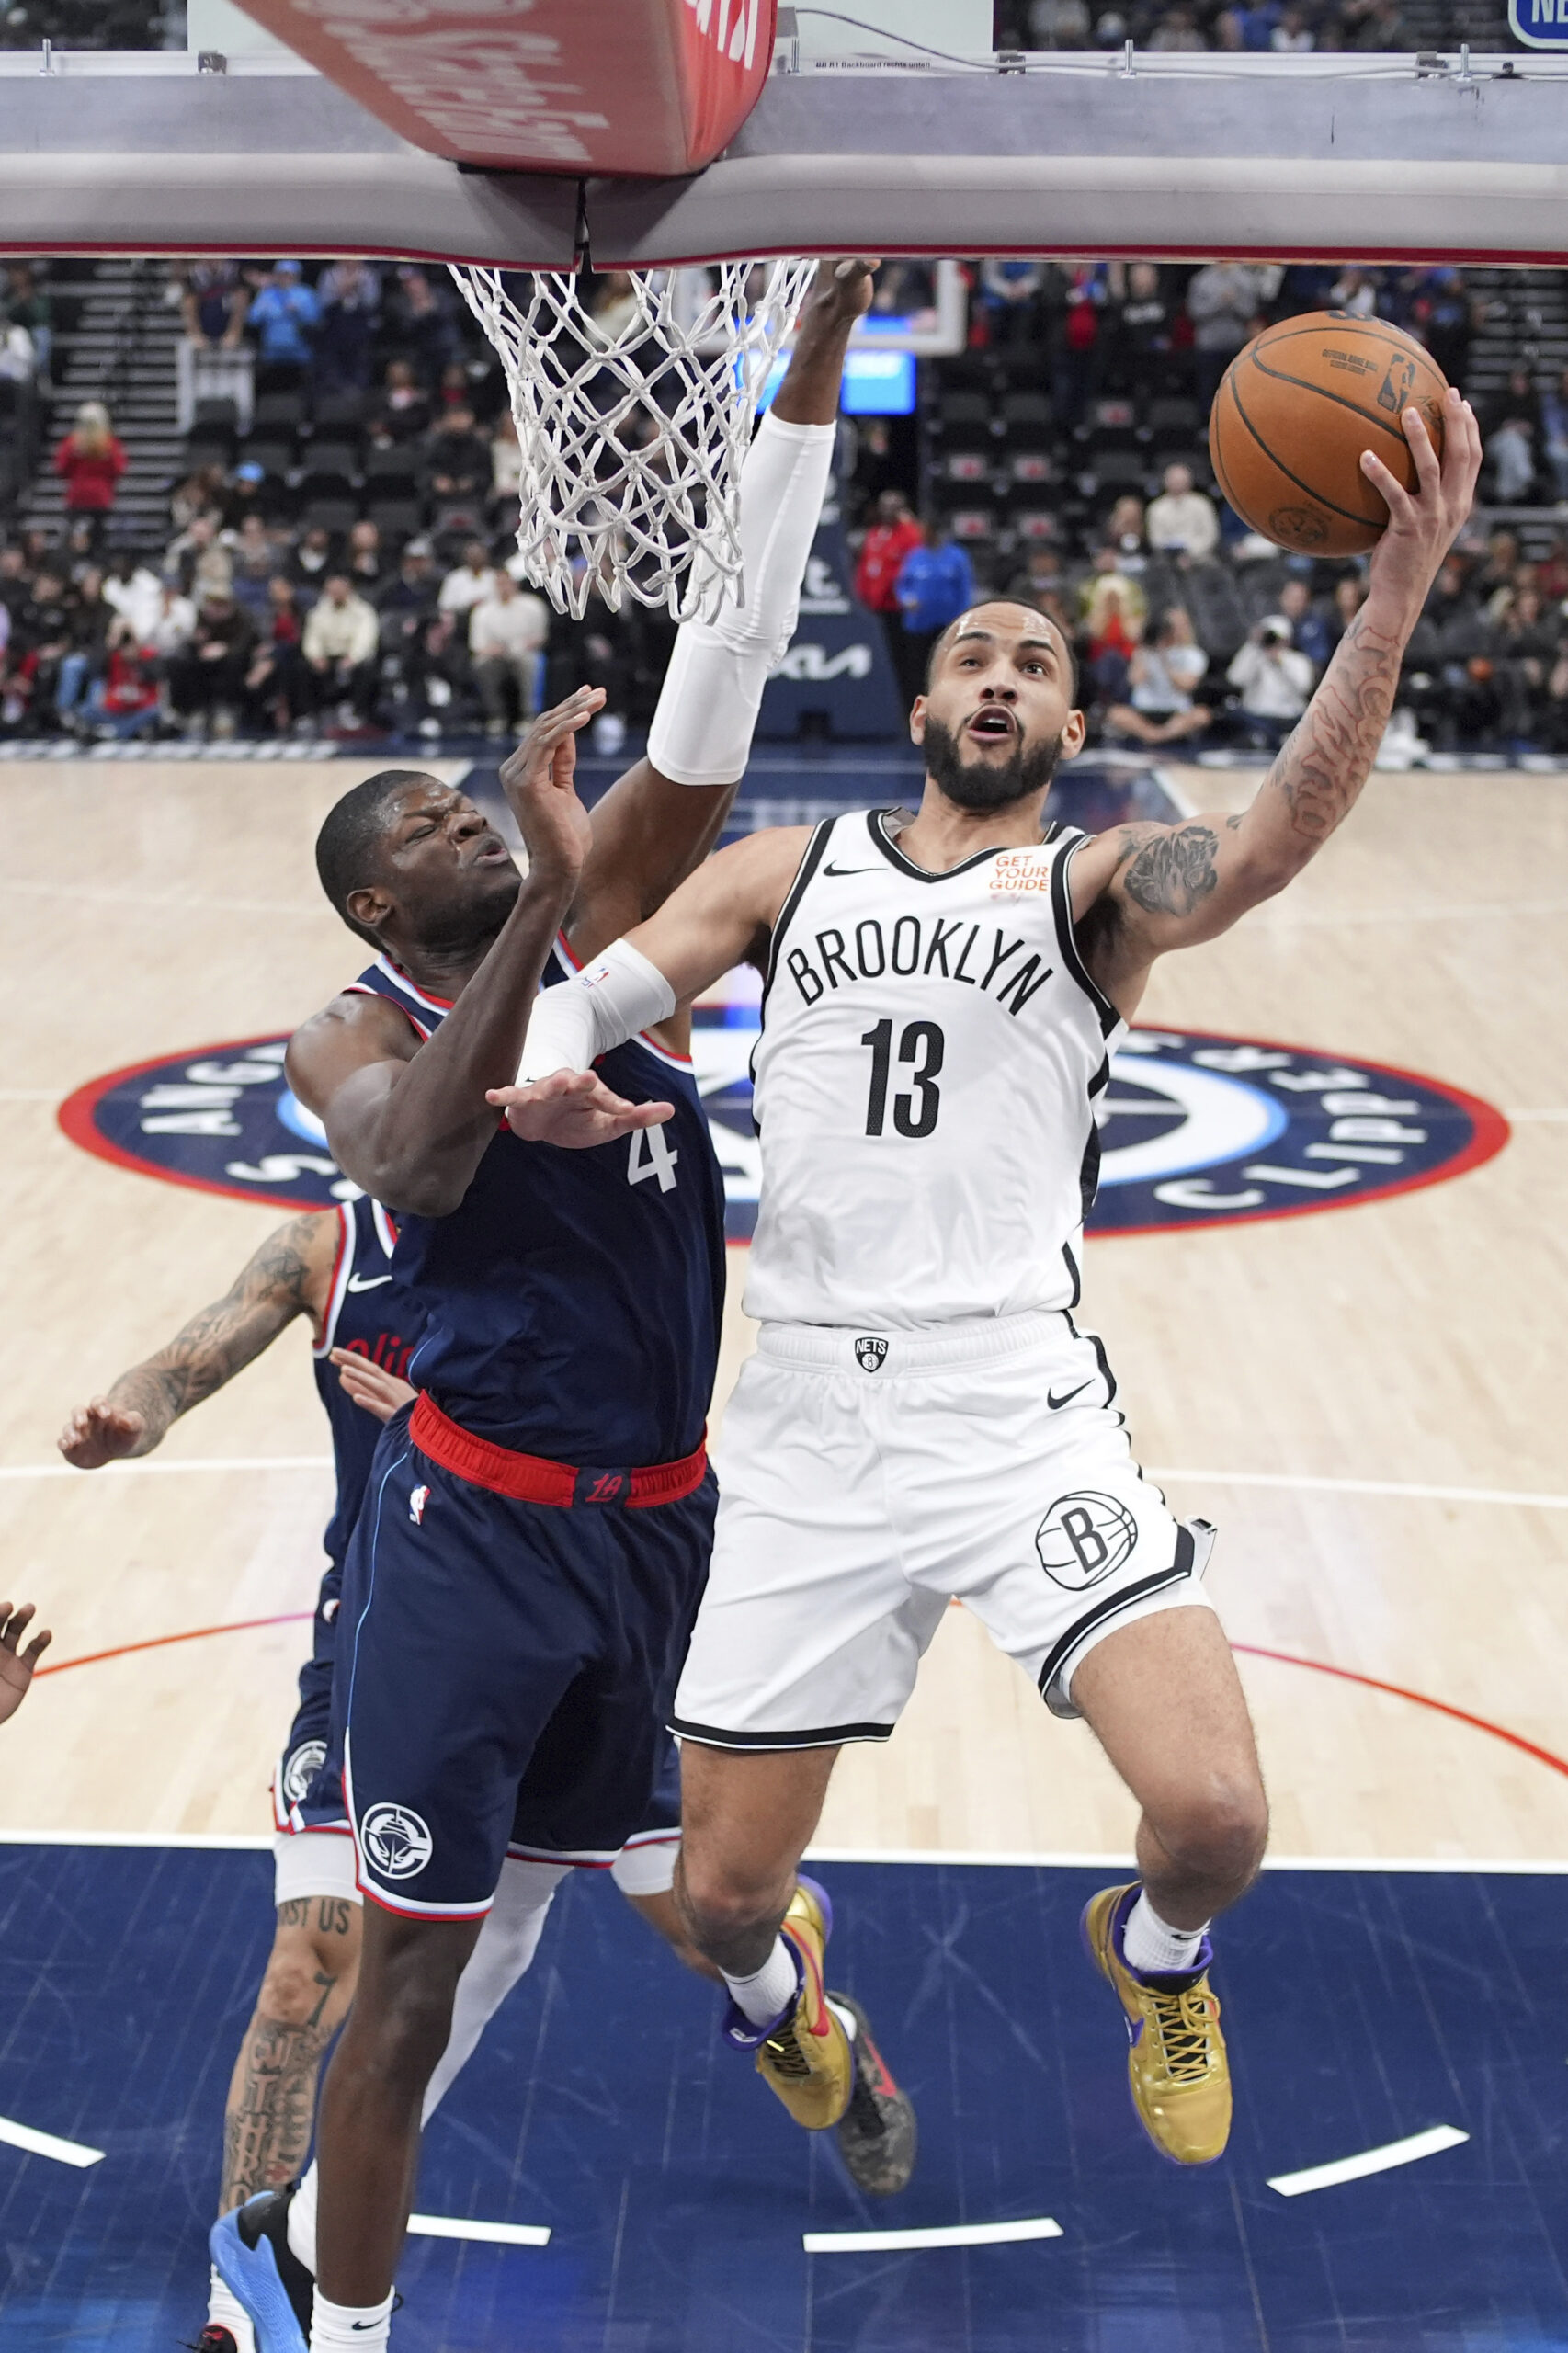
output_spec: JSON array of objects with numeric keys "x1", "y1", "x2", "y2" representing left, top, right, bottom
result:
[{"x1": 410, "y1": 1392, "x2": 707, "y2": 1510}]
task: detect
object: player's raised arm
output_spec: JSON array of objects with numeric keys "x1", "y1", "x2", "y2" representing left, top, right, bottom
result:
[
  {"x1": 562, "y1": 258, "x2": 877, "y2": 956},
  {"x1": 287, "y1": 691, "x2": 606, "y2": 1212},
  {"x1": 1069, "y1": 386, "x2": 1481, "y2": 1011},
  {"x1": 485, "y1": 826, "x2": 807, "y2": 1145},
  {"x1": 57, "y1": 1211, "x2": 335, "y2": 1466}
]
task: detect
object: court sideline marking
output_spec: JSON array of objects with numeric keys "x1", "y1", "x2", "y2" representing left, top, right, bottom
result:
[
  {"x1": 804, "y1": 2217, "x2": 1063, "y2": 2254},
  {"x1": 1267, "y1": 2123, "x2": 1469, "y2": 2198},
  {"x1": 0, "y1": 2114, "x2": 104, "y2": 2167}
]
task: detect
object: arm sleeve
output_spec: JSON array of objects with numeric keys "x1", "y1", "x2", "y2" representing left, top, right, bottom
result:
[
  {"x1": 515, "y1": 939, "x2": 677, "y2": 1086},
  {"x1": 646, "y1": 408, "x2": 837, "y2": 789}
]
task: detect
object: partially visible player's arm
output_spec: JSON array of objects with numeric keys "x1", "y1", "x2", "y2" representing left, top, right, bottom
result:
[
  {"x1": 486, "y1": 827, "x2": 808, "y2": 1143},
  {"x1": 563, "y1": 259, "x2": 878, "y2": 961},
  {"x1": 1069, "y1": 388, "x2": 1481, "y2": 1014},
  {"x1": 329, "y1": 1348, "x2": 415, "y2": 1424},
  {"x1": 0, "y1": 1603, "x2": 51, "y2": 1727},
  {"x1": 57, "y1": 1211, "x2": 335, "y2": 1466}
]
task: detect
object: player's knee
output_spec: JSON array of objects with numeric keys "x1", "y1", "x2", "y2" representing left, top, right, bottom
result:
[
  {"x1": 256, "y1": 1947, "x2": 335, "y2": 2033},
  {"x1": 676, "y1": 1850, "x2": 789, "y2": 1951},
  {"x1": 1161, "y1": 1777, "x2": 1268, "y2": 1893}
]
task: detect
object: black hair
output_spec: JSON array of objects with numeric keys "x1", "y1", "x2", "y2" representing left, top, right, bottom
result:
[
  {"x1": 925, "y1": 598, "x2": 1080, "y2": 706},
  {"x1": 314, "y1": 768, "x2": 432, "y2": 946}
]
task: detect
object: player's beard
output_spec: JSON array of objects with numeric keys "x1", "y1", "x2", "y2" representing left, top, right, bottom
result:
[{"x1": 922, "y1": 715, "x2": 1063, "y2": 813}]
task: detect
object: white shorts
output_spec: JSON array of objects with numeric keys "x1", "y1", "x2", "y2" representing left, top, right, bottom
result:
[
  {"x1": 673, "y1": 1310, "x2": 1215, "y2": 1748},
  {"x1": 273, "y1": 1827, "x2": 360, "y2": 1910}
]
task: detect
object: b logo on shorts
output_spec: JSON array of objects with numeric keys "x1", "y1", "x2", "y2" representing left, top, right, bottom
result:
[
  {"x1": 360, "y1": 1802, "x2": 434, "y2": 1881},
  {"x1": 281, "y1": 1739, "x2": 327, "y2": 1808},
  {"x1": 855, "y1": 1336, "x2": 889, "y2": 1373},
  {"x1": 1035, "y1": 1492, "x2": 1138, "y2": 1590}
]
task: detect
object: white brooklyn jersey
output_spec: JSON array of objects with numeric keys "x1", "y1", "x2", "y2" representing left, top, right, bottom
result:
[{"x1": 745, "y1": 807, "x2": 1125, "y2": 1328}]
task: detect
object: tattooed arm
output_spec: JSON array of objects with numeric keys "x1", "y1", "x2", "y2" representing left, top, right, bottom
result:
[
  {"x1": 57, "y1": 1211, "x2": 337, "y2": 1467},
  {"x1": 1071, "y1": 386, "x2": 1481, "y2": 1015}
]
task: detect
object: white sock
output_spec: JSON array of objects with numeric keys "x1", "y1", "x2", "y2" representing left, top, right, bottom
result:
[
  {"x1": 208, "y1": 2265, "x2": 256, "y2": 2352},
  {"x1": 310, "y1": 2289, "x2": 394, "y2": 2352},
  {"x1": 287, "y1": 2163, "x2": 318, "y2": 2275},
  {"x1": 289, "y1": 1861, "x2": 566, "y2": 2279},
  {"x1": 825, "y1": 1997, "x2": 858, "y2": 2041},
  {"x1": 1120, "y1": 1889, "x2": 1210, "y2": 1977},
  {"x1": 722, "y1": 1936, "x2": 799, "y2": 2027}
]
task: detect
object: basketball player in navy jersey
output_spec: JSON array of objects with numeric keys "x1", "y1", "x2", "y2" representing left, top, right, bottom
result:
[
  {"x1": 60, "y1": 1200, "x2": 708, "y2": 2353},
  {"x1": 217, "y1": 264, "x2": 912, "y2": 2353},
  {"x1": 498, "y1": 391, "x2": 1482, "y2": 2169}
]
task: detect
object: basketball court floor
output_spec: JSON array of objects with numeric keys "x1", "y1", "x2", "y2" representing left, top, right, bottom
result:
[{"x1": 1, "y1": 749, "x2": 1564, "y2": 2347}]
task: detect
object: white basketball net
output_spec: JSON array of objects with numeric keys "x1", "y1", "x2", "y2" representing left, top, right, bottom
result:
[{"x1": 449, "y1": 260, "x2": 816, "y2": 623}]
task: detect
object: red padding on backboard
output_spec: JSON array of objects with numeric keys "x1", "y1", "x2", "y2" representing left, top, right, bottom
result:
[{"x1": 230, "y1": 0, "x2": 776, "y2": 179}]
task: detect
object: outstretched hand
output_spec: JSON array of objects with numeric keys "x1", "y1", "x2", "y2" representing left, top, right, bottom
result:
[
  {"x1": 486, "y1": 1067, "x2": 675, "y2": 1149},
  {"x1": 0, "y1": 1602, "x2": 51, "y2": 1726},
  {"x1": 497, "y1": 685, "x2": 605, "y2": 895},
  {"x1": 806, "y1": 256, "x2": 881, "y2": 327},
  {"x1": 1361, "y1": 384, "x2": 1482, "y2": 620},
  {"x1": 58, "y1": 1397, "x2": 148, "y2": 1469},
  {"x1": 329, "y1": 1348, "x2": 416, "y2": 1425}
]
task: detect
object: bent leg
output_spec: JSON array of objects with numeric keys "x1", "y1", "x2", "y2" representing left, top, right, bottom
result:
[
  {"x1": 220, "y1": 1893, "x2": 360, "y2": 2212},
  {"x1": 675, "y1": 1743, "x2": 839, "y2": 1977},
  {"x1": 1071, "y1": 1605, "x2": 1267, "y2": 1929},
  {"x1": 312, "y1": 1904, "x2": 480, "y2": 2309}
]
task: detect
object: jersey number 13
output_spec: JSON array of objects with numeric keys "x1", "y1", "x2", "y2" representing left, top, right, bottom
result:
[{"x1": 862, "y1": 1018, "x2": 944, "y2": 1139}]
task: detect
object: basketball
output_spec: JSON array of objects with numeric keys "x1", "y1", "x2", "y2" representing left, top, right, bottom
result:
[{"x1": 1209, "y1": 312, "x2": 1449, "y2": 557}]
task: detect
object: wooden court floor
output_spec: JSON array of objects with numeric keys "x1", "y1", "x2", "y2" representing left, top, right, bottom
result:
[{"x1": 1, "y1": 757, "x2": 1564, "y2": 1864}]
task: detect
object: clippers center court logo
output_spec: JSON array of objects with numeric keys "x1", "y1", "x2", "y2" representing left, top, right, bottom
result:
[
  {"x1": 59, "y1": 999, "x2": 1506, "y2": 1238},
  {"x1": 360, "y1": 1802, "x2": 434, "y2": 1882}
]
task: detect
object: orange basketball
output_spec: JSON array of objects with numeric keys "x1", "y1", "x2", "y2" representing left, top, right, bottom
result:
[{"x1": 1208, "y1": 312, "x2": 1448, "y2": 557}]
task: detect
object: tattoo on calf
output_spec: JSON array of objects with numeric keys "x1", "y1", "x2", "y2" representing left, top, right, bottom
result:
[
  {"x1": 1119, "y1": 823, "x2": 1221, "y2": 916},
  {"x1": 218, "y1": 1971, "x2": 341, "y2": 2210}
]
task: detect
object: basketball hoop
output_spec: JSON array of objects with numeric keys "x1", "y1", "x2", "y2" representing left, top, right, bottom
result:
[{"x1": 449, "y1": 260, "x2": 816, "y2": 623}]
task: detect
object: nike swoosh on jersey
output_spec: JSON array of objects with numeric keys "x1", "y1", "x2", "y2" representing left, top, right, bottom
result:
[
  {"x1": 821, "y1": 861, "x2": 880, "y2": 877},
  {"x1": 1046, "y1": 1379, "x2": 1093, "y2": 1409},
  {"x1": 347, "y1": 1273, "x2": 393, "y2": 1292}
]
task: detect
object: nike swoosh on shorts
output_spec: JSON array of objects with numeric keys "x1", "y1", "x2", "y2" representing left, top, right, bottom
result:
[{"x1": 1046, "y1": 1379, "x2": 1093, "y2": 1409}]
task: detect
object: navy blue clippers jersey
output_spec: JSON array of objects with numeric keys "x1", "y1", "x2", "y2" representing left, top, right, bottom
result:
[
  {"x1": 343, "y1": 946, "x2": 726, "y2": 1465},
  {"x1": 278, "y1": 1192, "x2": 424, "y2": 1821},
  {"x1": 312, "y1": 1192, "x2": 420, "y2": 1570}
]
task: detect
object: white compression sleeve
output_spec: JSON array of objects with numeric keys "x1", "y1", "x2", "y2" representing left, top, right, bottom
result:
[
  {"x1": 647, "y1": 409, "x2": 837, "y2": 788},
  {"x1": 516, "y1": 938, "x2": 676, "y2": 1085}
]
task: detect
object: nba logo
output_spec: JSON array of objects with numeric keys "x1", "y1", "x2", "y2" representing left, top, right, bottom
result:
[
  {"x1": 409, "y1": 1484, "x2": 429, "y2": 1526},
  {"x1": 855, "y1": 1337, "x2": 889, "y2": 1373}
]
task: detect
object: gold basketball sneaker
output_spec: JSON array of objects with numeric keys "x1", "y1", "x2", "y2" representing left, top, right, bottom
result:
[
  {"x1": 722, "y1": 1876, "x2": 854, "y2": 2131},
  {"x1": 1082, "y1": 1881, "x2": 1232, "y2": 2165}
]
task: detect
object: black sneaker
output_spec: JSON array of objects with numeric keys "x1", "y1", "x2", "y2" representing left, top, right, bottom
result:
[
  {"x1": 828, "y1": 1991, "x2": 918, "y2": 2197},
  {"x1": 187, "y1": 2332, "x2": 240, "y2": 2353}
]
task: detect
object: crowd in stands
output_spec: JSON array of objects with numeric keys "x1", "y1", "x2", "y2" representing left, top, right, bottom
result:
[
  {"x1": 0, "y1": 252, "x2": 1565, "y2": 756},
  {"x1": 994, "y1": 0, "x2": 1494, "y2": 51}
]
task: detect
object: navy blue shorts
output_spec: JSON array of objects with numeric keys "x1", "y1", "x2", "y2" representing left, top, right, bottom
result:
[
  {"x1": 330, "y1": 1414, "x2": 712, "y2": 1917},
  {"x1": 271, "y1": 1558, "x2": 343, "y2": 1833}
]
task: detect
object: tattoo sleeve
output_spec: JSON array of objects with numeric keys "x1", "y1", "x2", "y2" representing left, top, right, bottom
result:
[
  {"x1": 1118, "y1": 823, "x2": 1221, "y2": 916},
  {"x1": 219, "y1": 1972, "x2": 342, "y2": 2209},
  {"x1": 104, "y1": 1214, "x2": 324, "y2": 1452},
  {"x1": 1262, "y1": 605, "x2": 1403, "y2": 847}
]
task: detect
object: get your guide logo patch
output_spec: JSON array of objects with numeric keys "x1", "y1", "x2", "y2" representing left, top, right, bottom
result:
[{"x1": 59, "y1": 1006, "x2": 1506, "y2": 1238}]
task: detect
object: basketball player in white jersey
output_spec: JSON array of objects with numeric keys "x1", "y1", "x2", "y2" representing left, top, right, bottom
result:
[{"x1": 491, "y1": 389, "x2": 1481, "y2": 2167}]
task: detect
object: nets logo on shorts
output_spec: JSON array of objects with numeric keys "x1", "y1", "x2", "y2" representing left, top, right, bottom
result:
[
  {"x1": 59, "y1": 1015, "x2": 1506, "y2": 1236},
  {"x1": 1036, "y1": 1493, "x2": 1138, "y2": 1590},
  {"x1": 855, "y1": 1336, "x2": 889, "y2": 1372},
  {"x1": 360, "y1": 1802, "x2": 434, "y2": 1881},
  {"x1": 280, "y1": 1739, "x2": 327, "y2": 1809}
]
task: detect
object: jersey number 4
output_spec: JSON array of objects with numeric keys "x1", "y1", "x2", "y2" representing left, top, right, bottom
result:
[
  {"x1": 627, "y1": 1123, "x2": 679, "y2": 1193},
  {"x1": 862, "y1": 1018, "x2": 944, "y2": 1139}
]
